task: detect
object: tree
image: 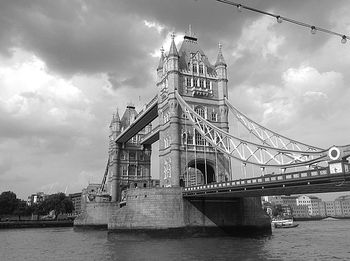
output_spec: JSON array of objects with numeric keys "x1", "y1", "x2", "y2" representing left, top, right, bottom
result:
[
  {"x1": 272, "y1": 204, "x2": 284, "y2": 217},
  {"x1": 13, "y1": 200, "x2": 30, "y2": 221},
  {"x1": 0, "y1": 191, "x2": 19, "y2": 217},
  {"x1": 38, "y1": 193, "x2": 74, "y2": 219}
]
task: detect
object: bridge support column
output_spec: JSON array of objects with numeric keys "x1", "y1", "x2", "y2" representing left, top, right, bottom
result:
[{"x1": 111, "y1": 144, "x2": 122, "y2": 202}]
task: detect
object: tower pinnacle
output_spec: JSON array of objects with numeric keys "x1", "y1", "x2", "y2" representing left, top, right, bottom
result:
[
  {"x1": 157, "y1": 46, "x2": 165, "y2": 70},
  {"x1": 168, "y1": 32, "x2": 179, "y2": 57},
  {"x1": 215, "y1": 42, "x2": 226, "y2": 66}
]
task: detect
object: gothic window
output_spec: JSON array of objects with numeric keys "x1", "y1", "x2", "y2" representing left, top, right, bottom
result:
[
  {"x1": 205, "y1": 80, "x2": 210, "y2": 89},
  {"x1": 193, "y1": 78, "x2": 198, "y2": 87},
  {"x1": 199, "y1": 64, "x2": 204, "y2": 74},
  {"x1": 128, "y1": 165, "x2": 136, "y2": 176},
  {"x1": 139, "y1": 152, "x2": 144, "y2": 161},
  {"x1": 192, "y1": 63, "x2": 198, "y2": 73},
  {"x1": 187, "y1": 133, "x2": 193, "y2": 145},
  {"x1": 195, "y1": 106, "x2": 205, "y2": 118},
  {"x1": 137, "y1": 166, "x2": 142, "y2": 176},
  {"x1": 186, "y1": 77, "x2": 191, "y2": 87},
  {"x1": 129, "y1": 152, "x2": 136, "y2": 160},
  {"x1": 199, "y1": 79, "x2": 204, "y2": 88},
  {"x1": 120, "y1": 166, "x2": 127, "y2": 177},
  {"x1": 121, "y1": 152, "x2": 126, "y2": 160},
  {"x1": 211, "y1": 112, "x2": 218, "y2": 122},
  {"x1": 195, "y1": 130, "x2": 205, "y2": 145}
]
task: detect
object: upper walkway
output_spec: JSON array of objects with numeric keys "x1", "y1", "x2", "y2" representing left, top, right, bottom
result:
[{"x1": 115, "y1": 95, "x2": 158, "y2": 143}]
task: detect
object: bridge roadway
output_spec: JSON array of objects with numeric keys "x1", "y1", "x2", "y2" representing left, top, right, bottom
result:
[{"x1": 183, "y1": 165, "x2": 350, "y2": 198}]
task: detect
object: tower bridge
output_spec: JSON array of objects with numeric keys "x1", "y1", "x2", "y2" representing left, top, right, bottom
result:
[{"x1": 75, "y1": 30, "x2": 350, "y2": 235}]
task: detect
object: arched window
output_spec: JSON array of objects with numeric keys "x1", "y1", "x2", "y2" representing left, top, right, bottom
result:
[
  {"x1": 199, "y1": 79, "x2": 204, "y2": 88},
  {"x1": 199, "y1": 64, "x2": 204, "y2": 74},
  {"x1": 193, "y1": 78, "x2": 198, "y2": 87},
  {"x1": 129, "y1": 152, "x2": 135, "y2": 160},
  {"x1": 195, "y1": 130, "x2": 205, "y2": 145},
  {"x1": 128, "y1": 165, "x2": 136, "y2": 176},
  {"x1": 192, "y1": 63, "x2": 198, "y2": 73},
  {"x1": 211, "y1": 111, "x2": 217, "y2": 122},
  {"x1": 195, "y1": 106, "x2": 205, "y2": 118},
  {"x1": 186, "y1": 77, "x2": 191, "y2": 87},
  {"x1": 205, "y1": 80, "x2": 210, "y2": 89}
]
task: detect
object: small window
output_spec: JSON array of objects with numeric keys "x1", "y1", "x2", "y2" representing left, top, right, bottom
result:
[
  {"x1": 195, "y1": 106, "x2": 205, "y2": 118},
  {"x1": 192, "y1": 63, "x2": 198, "y2": 73},
  {"x1": 205, "y1": 80, "x2": 210, "y2": 89},
  {"x1": 187, "y1": 134, "x2": 193, "y2": 145},
  {"x1": 199, "y1": 64, "x2": 204, "y2": 74},
  {"x1": 186, "y1": 77, "x2": 191, "y2": 87},
  {"x1": 193, "y1": 78, "x2": 198, "y2": 87},
  {"x1": 129, "y1": 152, "x2": 135, "y2": 160},
  {"x1": 195, "y1": 130, "x2": 205, "y2": 145},
  {"x1": 211, "y1": 112, "x2": 217, "y2": 122},
  {"x1": 199, "y1": 79, "x2": 204, "y2": 88}
]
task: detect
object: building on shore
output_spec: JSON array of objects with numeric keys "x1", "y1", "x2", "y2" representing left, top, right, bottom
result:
[
  {"x1": 27, "y1": 192, "x2": 48, "y2": 206},
  {"x1": 69, "y1": 192, "x2": 82, "y2": 215},
  {"x1": 265, "y1": 194, "x2": 350, "y2": 218}
]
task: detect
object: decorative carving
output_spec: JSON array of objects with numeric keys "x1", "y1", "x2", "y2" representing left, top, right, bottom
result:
[{"x1": 163, "y1": 157, "x2": 172, "y2": 187}]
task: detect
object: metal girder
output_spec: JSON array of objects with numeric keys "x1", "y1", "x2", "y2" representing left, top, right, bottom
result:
[
  {"x1": 175, "y1": 91, "x2": 328, "y2": 169},
  {"x1": 224, "y1": 97, "x2": 323, "y2": 152}
]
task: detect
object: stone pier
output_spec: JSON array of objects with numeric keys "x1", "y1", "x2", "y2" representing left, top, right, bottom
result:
[{"x1": 108, "y1": 187, "x2": 271, "y2": 236}]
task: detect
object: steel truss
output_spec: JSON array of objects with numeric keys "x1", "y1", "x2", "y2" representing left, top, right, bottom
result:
[
  {"x1": 224, "y1": 97, "x2": 323, "y2": 152},
  {"x1": 175, "y1": 91, "x2": 328, "y2": 169}
]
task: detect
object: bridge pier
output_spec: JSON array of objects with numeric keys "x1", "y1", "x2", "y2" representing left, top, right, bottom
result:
[{"x1": 108, "y1": 187, "x2": 271, "y2": 236}]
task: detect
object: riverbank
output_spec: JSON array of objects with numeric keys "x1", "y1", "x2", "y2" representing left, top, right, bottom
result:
[
  {"x1": 294, "y1": 216, "x2": 350, "y2": 221},
  {"x1": 0, "y1": 220, "x2": 73, "y2": 229}
]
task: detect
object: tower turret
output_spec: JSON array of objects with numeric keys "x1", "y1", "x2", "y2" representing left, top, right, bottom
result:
[
  {"x1": 215, "y1": 43, "x2": 228, "y2": 99},
  {"x1": 166, "y1": 33, "x2": 179, "y2": 89},
  {"x1": 157, "y1": 47, "x2": 165, "y2": 82}
]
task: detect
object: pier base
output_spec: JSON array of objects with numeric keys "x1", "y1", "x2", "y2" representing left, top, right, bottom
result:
[{"x1": 108, "y1": 187, "x2": 271, "y2": 236}]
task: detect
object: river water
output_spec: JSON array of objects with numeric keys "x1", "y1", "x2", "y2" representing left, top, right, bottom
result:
[{"x1": 1, "y1": 220, "x2": 350, "y2": 261}]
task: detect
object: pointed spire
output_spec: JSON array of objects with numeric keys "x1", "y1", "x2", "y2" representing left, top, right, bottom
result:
[
  {"x1": 157, "y1": 46, "x2": 165, "y2": 70},
  {"x1": 215, "y1": 42, "x2": 226, "y2": 66},
  {"x1": 168, "y1": 32, "x2": 179, "y2": 57},
  {"x1": 115, "y1": 108, "x2": 120, "y2": 121}
]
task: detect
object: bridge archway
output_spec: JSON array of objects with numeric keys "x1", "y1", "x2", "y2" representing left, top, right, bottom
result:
[{"x1": 186, "y1": 159, "x2": 216, "y2": 185}]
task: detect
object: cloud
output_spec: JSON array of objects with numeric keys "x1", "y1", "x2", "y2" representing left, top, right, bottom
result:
[{"x1": 230, "y1": 65, "x2": 347, "y2": 147}]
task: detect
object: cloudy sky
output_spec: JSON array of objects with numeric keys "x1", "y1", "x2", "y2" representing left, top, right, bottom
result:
[{"x1": 0, "y1": 0, "x2": 349, "y2": 200}]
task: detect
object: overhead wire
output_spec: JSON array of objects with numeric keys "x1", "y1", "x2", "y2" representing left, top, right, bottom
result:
[{"x1": 216, "y1": 0, "x2": 349, "y2": 44}]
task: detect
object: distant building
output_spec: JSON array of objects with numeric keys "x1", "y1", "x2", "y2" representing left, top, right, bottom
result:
[
  {"x1": 296, "y1": 195, "x2": 323, "y2": 216},
  {"x1": 337, "y1": 195, "x2": 350, "y2": 216},
  {"x1": 267, "y1": 196, "x2": 283, "y2": 205},
  {"x1": 292, "y1": 205, "x2": 309, "y2": 218},
  {"x1": 326, "y1": 195, "x2": 350, "y2": 217},
  {"x1": 69, "y1": 192, "x2": 82, "y2": 215},
  {"x1": 265, "y1": 194, "x2": 333, "y2": 218},
  {"x1": 27, "y1": 192, "x2": 47, "y2": 206}
]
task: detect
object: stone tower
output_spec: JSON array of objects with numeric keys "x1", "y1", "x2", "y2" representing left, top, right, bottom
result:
[
  {"x1": 157, "y1": 31, "x2": 230, "y2": 188},
  {"x1": 107, "y1": 105, "x2": 152, "y2": 202}
]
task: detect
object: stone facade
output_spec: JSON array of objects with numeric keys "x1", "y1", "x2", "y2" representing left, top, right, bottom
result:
[
  {"x1": 157, "y1": 32, "x2": 230, "y2": 188},
  {"x1": 107, "y1": 106, "x2": 152, "y2": 202},
  {"x1": 109, "y1": 187, "x2": 271, "y2": 235}
]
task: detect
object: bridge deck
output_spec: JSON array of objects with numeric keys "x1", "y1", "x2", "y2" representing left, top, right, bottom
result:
[{"x1": 183, "y1": 167, "x2": 350, "y2": 198}]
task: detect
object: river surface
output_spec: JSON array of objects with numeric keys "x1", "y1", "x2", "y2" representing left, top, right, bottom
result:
[{"x1": 1, "y1": 220, "x2": 350, "y2": 261}]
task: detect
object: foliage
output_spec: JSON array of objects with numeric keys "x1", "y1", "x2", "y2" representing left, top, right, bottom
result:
[
  {"x1": 272, "y1": 204, "x2": 284, "y2": 217},
  {"x1": 38, "y1": 193, "x2": 74, "y2": 219},
  {"x1": 12, "y1": 200, "x2": 31, "y2": 220},
  {"x1": 0, "y1": 191, "x2": 19, "y2": 216}
]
